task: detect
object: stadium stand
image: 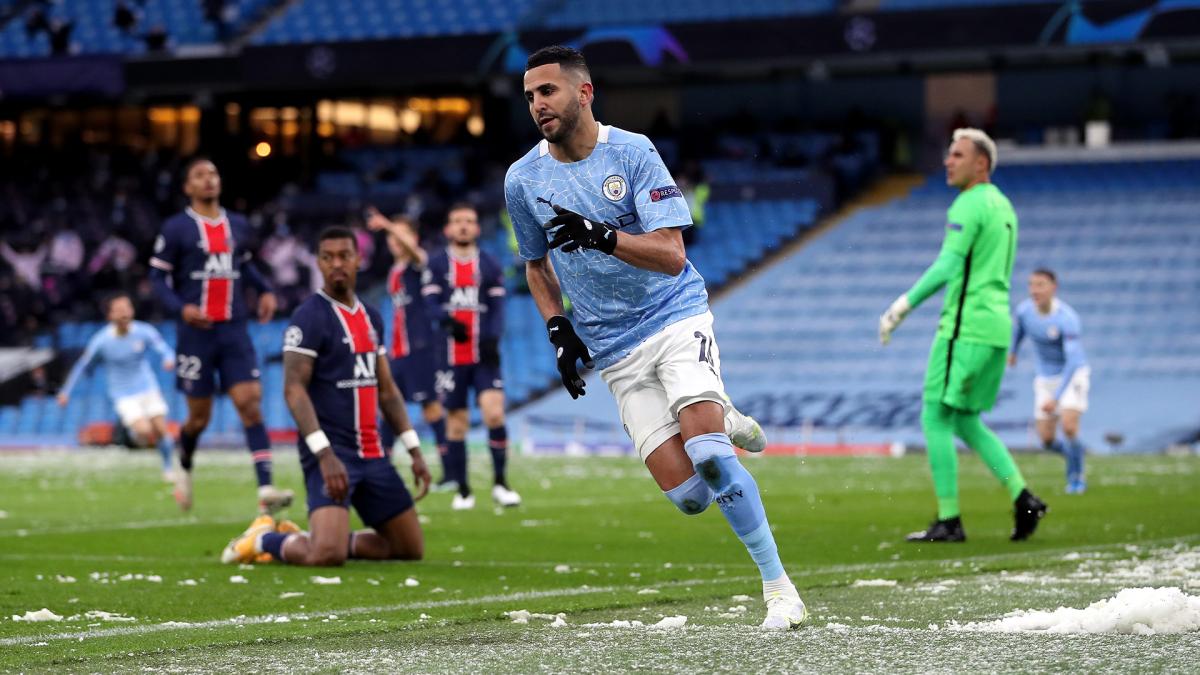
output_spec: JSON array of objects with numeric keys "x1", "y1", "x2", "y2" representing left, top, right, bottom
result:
[
  {"x1": 538, "y1": 0, "x2": 833, "y2": 29},
  {"x1": 514, "y1": 157, "x2": 1200, "y2": 453},
  {"x1": 253, "y1": 0, "x2": 538, "y2": 45}
]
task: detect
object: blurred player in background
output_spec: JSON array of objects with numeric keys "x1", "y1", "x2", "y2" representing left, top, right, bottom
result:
[
  {"x1": 57, "y1": 292, "x2": 178, "y2": 485},
  {"x1": 879, "y1": 128, "x2": 1048, "y2": 543},
  {"x1": 421, "y1": 203, "x2": 521, "y2": 509},
  {"x1": 1010, "y1": 268, "x2": 1089, "y2": 493},
  {"x1": 505, "y1": 46, "x2": 801, "y2": 630},
  {"x1": 221, "y1": 227, "x2": 430, "y2": 566},
  {"x1": 148, "y1": 158, "x2": 292, "y2": 514},
  {"x1": 366, "y1": 208, "x2": 450, "y2": 484}
]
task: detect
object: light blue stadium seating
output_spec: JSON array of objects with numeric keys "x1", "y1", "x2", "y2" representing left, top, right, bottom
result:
[{"x1": 253, "y1": 0, "x2": 537, "y2": 45}]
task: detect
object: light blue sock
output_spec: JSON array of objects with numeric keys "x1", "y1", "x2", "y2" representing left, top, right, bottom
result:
[
  {"x1": 156, "y1": 434, "x2": 174, "y2": 472},
  {"x1": 1065, "y1": 436, "x2": 1084, "y2": 483},
  {"x1": 684, "y1": 432, "x2": 784, "y2": 581},
  {"x1": 1043, "y1": 437, "x2": 1064, "y2": 455}
]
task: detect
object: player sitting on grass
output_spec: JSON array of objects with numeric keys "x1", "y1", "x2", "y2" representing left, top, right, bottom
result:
[
  {"x1": 504, "y1": 46, "x2": 797, "y2": 630},
  {"x1": 1010, "y1": 268, "x2": 1090, "y2": 494},
  {"x1": 58, "y1": 292, "x2": 178, "y2": 485},
  {"x1": 879, "y1": 128, "x2": 1048, "y2": 543},
  {"x1": 221, "y1": 227, "x2": 431, "y2": 566}
]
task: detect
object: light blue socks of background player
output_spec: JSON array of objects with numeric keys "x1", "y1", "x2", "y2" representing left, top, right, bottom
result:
[
  {"x1": 675, "y1": 432, "x2": 785, "y2": 582},
  {"x1": 156, "y1": 435, "x2": 173, "y2": 473}
]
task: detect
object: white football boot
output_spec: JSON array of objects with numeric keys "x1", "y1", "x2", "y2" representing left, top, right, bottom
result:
[
  {"x1": 724, "y1": 397, "x2": 767, "y2": 453},
  {"x1": 491, "y1": 484, "x2": 522, "y2": 507},
  {"x1": 451, "y1": 493, "x2": 476, "y2": 510},
  {"x1": 761, "y1": 587, "x2": 808, "y2": 631},
  {"x1": 257, "y1": 485, "x2": 295, "y2": 515}
]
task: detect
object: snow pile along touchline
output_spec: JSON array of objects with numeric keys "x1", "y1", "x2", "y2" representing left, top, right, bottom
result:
[{"x1": 954, "y1": 587, "x2": 1200, "y2": 635}]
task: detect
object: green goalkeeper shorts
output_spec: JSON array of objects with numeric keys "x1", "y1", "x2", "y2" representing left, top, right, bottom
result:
[{"x1": 923, "y1": 336, "x2": 1006, "y2": 412}]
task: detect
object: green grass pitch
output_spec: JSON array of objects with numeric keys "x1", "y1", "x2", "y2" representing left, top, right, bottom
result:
[{"x1": 1, "y1": 448, "x2": 1198, "y2": 673}]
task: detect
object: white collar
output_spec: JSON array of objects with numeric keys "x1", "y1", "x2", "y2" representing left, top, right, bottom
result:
[
  {"x1": 185, "y1": 206, "x2": 227, "y2": 225},
  {"x1": 318, "y1": 289, "x2": 361, "y2": 313},
  {"x1": 538, "y1": 122, "x2": 609, "y2": 158}
]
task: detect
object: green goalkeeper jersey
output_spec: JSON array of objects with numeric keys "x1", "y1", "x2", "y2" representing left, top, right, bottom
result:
[{"x1": 933, "y1": 183, "x2": 1018, "y2": 347}]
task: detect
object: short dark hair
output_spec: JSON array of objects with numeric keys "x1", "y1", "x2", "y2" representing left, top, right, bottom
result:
[
  {"x1": 103, "y1": 291, "x2": 131, "y2": 314},
  {"x1": 318, "y1": 226, "x2": 358, "y2": 251},
  {"x1": 526, "y1": 45, "x2": 589, "y2": 78},
  {"x1": 1032, "y1": 268, "x2": 1057, "y2": 283},
  {"x1": 182, "y1": 156, "x2": 214, "y2": 181},
  {"x1": 446, "y1": 202, "x2": 477, "y2": 218}
]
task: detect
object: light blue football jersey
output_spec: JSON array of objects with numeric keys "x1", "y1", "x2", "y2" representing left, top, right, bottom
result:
[
  {"x1": 505, "y1": 123, "x2": 709, "y2": 369},
  {"x1": 1012, "y1": 298, "x2": 1087, "y2": 377},
  {"x1": 62, "y1": 321, "x2": 173, "y2": 401}
]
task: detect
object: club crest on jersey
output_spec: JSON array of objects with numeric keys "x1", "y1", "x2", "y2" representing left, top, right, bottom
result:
[
  {"x1": 1047, "y1": 326, "x2": 1060, "y2": 340},
  {"x1": 603, "y1": 175, "x2": 627, "y2": 201}
]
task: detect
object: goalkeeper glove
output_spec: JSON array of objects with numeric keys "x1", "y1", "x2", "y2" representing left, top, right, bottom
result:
[
  {"x1": 879, "y1": 293, "x2": 912, "y2": 345},
  {"x1": 546, "y1": 315, "x2": 593, "y2": 399},
  {"x1": 441, "y1": 317, "x2": 469, "y2": 343},
  {"x1": 543, "y1": 204, "x2": 618, "y2": 255}
]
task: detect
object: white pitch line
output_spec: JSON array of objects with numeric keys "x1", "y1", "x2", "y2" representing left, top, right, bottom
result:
[
  {"x1": 0, "y1": 517, "x2": 247, "y2": 538},
  {"x1": 0, "y1": 574, "x2": 758, "y2": 647}
]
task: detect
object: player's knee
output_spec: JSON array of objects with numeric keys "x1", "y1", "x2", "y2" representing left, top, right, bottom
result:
[
  {"x1": 391, "y1": 543, "x2": 424, "y2": 561},
  {"x1": 308, "y1": 547, "x2": 346, "y2": 567},
  {"x1": 482, "y1": 411, "x2": 504, "y2": 428},
  {"x1": 664, "y1": 474, "x2": 714, "y2": 516}
]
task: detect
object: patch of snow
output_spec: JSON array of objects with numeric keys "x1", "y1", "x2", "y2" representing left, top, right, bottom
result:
[
  {"x1": 956, "y1": 587, "x2": 1200, "y2": 635},
  {"x1": 229, "y1": 575, "x2": 249, "y2": 584},
  {"x1": 310, "y1": 576, "x2": 342, "y2": 585},
  {"x1": 404, "y1": 578, "x2": 420, "y2": 587},
  {"x1": 12, "y1": 609, "x2": 62, "y2": 622},
  {"x1": 637, "y1": 589, "x2": 659, "y2": 595},
  {"x1": 55, "y1": 575, "x2": 76, "y2": 583},
  {"x1": 279, "y1": 592, "x2": 304, "y2": 599},
  {"x1": 84, "y1": 611, "x2": 135, "y2": 622},
  {"x1": 177, "y1": 579, "x2": 198, "y2": 586},
  {"x1": 731, "y1": 594, "x2": 753, "y2": 602},
  {"x1": 553, "y1": 564, "x2": 571, "y2": 574},
  {"x1": 853, "y1": 579, "x2": 898, "y2": 587},
  {"x1": 652, "y1": 616, "x2": 687, "y2": 629}
]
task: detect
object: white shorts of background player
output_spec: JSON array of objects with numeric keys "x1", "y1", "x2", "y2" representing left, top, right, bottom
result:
[
  {"x1": 601, "y1": 311, "x2": 732, "y2": 461},
  {"x1": 1033, "y1": 365, "x2": 1090, "y2": 421},
  {"x1": 114, "y1": 389, "x2": 169, "y2": 429}
]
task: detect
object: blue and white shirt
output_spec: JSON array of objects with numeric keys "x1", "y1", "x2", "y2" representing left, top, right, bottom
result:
[
  {"x1": 1012, "y1": 297, "x2": 1088, "y2": 399},
  {"x1": 61, "y1": 321, "x2": 173, "y2": 401},
  {"x1": 504, "y1": 123, "x2": 708, "y2": 369}
]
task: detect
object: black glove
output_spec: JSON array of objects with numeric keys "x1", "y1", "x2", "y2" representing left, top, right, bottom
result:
[
  {"x1": 480, "y1": 338, "x2": 500, "y2": 367},
  {"x1": 441, "y1": 317, "x2": 469, "y2": 343},
  {"x1": 546, "y1": 315, "x2": 593, "y2": 399},
  {"x1": 543, "y1": 204, "x2": 618, "y2": 255}
]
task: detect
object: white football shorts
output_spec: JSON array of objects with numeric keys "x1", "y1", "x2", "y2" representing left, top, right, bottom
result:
[
  {"x1": 600, "y1": 311, "x2": 730, "y2": 461},
  {"x1": 114, "y1": 389, "x2": 169, "y2": 428},
  {"x1": 1034, "y1": 365, "x2": 1090, "y2": 420}
]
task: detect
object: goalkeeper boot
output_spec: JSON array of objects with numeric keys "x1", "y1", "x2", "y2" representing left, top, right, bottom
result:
[
  {"x1": 221, "y1": 515, "x2": 275, "y2": 564},
  {"x1": 906, "y1": 516, "x2": 966, "y2": 542},
  {"x1": 1011, "y1": 489, "x2": 1048, "y2": 541},
  {"x1": 724, "y1": 396, "x2": 767, "y2": 453},
  {"x1": 761, "y1": 586, "x2": 807, "y2": 631},
  {"x1": 257, "y1": 485, "x2": 295, "y2": 515}
]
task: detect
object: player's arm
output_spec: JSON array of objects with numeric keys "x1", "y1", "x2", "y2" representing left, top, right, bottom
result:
[
  {"x1": 57, "y1": 333, "x2": 101, "y2": 406},
  {"x1": 879, "y1": 215, "x2": 976, "y2": 344},
  {"x1": 376, "y1": 350, "x2": 430, "y2": 500},
  {"x1": 480, "y1": 258, "x2": 506, "y2": 366},
  {"x1": 1008, "y1": 313, "x2": 1025, "y2": 367},
  {"x1": 421, "y1": 260, "x2": 467, "y2": 342},
  {"x1": 367, "y1": 207, "x2": 428, "y2": 267},
  {"x1": 239, "y1": 251, "x2": 277, "y2": 323},
  {"x1": 1052, "y1": 314, "x2": 1085, "y2": 402},
  {"x1": 149, "y1": 227, "x2": 211, "y2": 329},
  {"x1": 282, "y1": 350, "x2": 348, "y2": 501},
  {"x1": 141, "y1": 323, "x2": 175, "y2": 371}
]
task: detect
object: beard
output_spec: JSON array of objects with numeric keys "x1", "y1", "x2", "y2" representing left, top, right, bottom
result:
[{"x1": 541, "y1": 98, "x2": 581, "y2": 144}]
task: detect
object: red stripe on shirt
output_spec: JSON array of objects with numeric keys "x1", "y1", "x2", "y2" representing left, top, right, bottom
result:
[
  {"x1": 388, "y1": 267, "x2": 410, "y2": 359},
  {"x1": 336, "y1": 304, "x2": 382, "y2": 459},
  {"x1": 200, "y1": 220, "x2": 232, "y2": 322},
  {"x1": 450, "y1": 257, "x2": 478, "y2": 366}
]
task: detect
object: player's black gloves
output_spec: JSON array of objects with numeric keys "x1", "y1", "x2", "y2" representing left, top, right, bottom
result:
[
  {"x1": 480, "y1": 338, "x2": 500, "y2": 367},
  {"x1": 441, "y1": 317, "x2": 469, "y2": 343},
  {"x1": 546, "y1": 315, "x2": 593, "y2": 399},
  {"x1": 543, "y1": 204, "x2": 618, "y2": 255}
]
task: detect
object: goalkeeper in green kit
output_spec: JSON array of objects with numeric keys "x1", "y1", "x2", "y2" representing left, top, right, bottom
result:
[{"x1": 879, "y1": 128, "x2": 1048, "y2": 543}]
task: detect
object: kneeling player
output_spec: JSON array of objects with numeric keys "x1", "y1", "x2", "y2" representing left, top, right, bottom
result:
[{"x1": 222, "y1": 227, "x2": 431, "y2": 566}]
